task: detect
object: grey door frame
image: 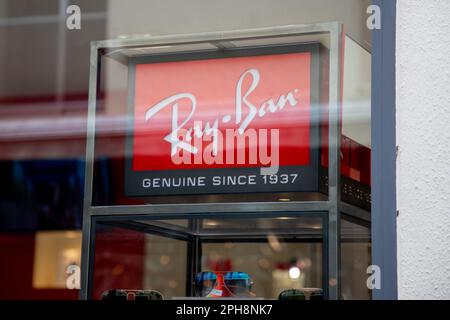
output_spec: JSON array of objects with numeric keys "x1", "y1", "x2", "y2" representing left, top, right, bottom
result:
[{"x1": 371, "y1": 0, "x2": 398, "y2": 300}]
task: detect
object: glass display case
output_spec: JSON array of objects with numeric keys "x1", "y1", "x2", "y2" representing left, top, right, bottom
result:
[{"x1": 80, "y1": 22, "x2": 371, "y2": 300}]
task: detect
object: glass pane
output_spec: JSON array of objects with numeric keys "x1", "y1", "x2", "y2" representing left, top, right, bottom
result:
[
  {"x1": 340, "y1": 216, "x2": 371, "y2": 300},
  {"x1": 91, "y1": 214, "x2": 324, "y2": 300},
  {"x1": 202, "y1": 242, "x2": 322, "y2": 299},
  {"x1": 134, "y1": 216, "x2": 323, "y2": 237},
  {"x1": 0, "y1": 0, "x2": 58, "y2": 18},
  {"x1": 92, "y1": 223, "x2": 187, "y2": 300},
  {"x1": 340, "y1": 35, "x2": 372, "y2": 212},
  {"x1": 199, "y1": 217, "x2": 322, "y2": 236}
]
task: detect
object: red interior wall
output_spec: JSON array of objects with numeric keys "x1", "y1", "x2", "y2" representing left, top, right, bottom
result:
[
  {"x1": 0, "y1": 233, "x2": 79, "y2": 300},
  {"x1": 92, "y1": 228, "x2": 146, "y2": 300}
]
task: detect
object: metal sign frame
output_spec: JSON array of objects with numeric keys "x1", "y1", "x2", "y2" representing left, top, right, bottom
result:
[
  {"x1": 123, "y1": 43, "x2": 322, "y2": 197},
  {"x1": 80, "y1": 22, "x2": 346, "y2": 300}
]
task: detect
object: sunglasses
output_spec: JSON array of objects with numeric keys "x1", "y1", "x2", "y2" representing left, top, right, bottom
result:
[
  {"x1": 278, "y1": 288, "x2": 323, "y2": 301},
  {"x1": 194, "y1": 271, "x2": 254, "y2": 298},
  {"x1": 101, "y1": 289, "x2": 164, "y2": 300}
]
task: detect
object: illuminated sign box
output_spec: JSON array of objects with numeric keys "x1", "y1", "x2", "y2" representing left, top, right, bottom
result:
[{"x1": 125, "y1": 44, "x2": 321, "y2": 196}]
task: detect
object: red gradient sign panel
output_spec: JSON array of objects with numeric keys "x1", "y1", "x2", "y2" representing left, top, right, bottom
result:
[{"x1": 132, "y1": 52, "x2": 312, "y2": 171}]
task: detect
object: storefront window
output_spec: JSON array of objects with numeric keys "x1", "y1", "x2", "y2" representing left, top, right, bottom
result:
[{"x1": 0, "y1": 0, "x2": 375, "y2": 301}]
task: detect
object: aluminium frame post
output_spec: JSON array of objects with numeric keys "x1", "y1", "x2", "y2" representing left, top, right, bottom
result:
[
  {"x1": 79, "y1": 43, "x2": 101, "y2": 300},
  {"x1": 328, "y1": 23, "x2": 343, "y2": 300}
]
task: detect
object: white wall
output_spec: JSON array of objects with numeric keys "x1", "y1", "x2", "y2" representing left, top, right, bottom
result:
[{"x1": 397, "y1": 0, "x2": 450, "y2": 299}]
